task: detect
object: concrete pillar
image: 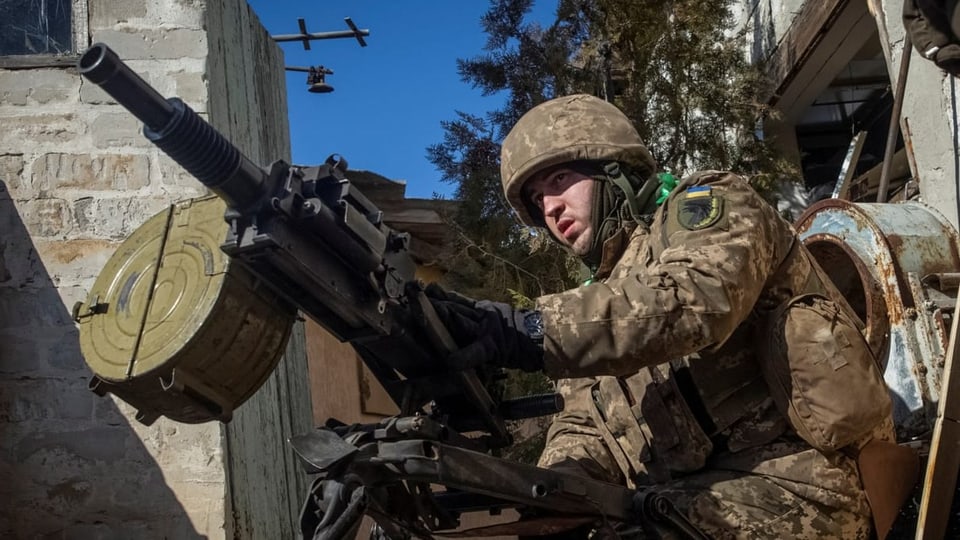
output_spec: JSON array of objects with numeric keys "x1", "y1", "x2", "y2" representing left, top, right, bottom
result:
[{"x1": 871, "y1": 0, "x2": 960, "y2": 228}]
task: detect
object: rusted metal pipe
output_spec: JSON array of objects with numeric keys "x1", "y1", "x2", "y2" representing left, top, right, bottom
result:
[{"x1": 878, "y1": 34, "x2": 912, "y2": 203}]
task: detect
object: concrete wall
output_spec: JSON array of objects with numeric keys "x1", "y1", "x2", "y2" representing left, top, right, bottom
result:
[
  {"x1": 737, "y1": 0, "x2": 808, "y2": 63},
  {"x1": 0, "y1": 0, "x2": 311, "y2": 538},
  {"x1": 868, "y1": 0, "x2": 960, "y2": 228}
]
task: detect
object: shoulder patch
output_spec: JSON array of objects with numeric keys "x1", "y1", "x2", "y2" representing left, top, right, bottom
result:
[{"x1": 677, "y1": 187, "x2": 724, "y2": 230}]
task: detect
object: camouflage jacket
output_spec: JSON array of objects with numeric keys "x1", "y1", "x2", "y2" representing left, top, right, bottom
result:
[
  {"x1": 536, "y1": 171, "x2": 891, "y2": 482},
  {"x1": 904, "y1": 0, "x2": 960, "y2": 74}
]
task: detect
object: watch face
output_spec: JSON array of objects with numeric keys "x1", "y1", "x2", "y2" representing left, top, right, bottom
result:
[{"x1": 524, "y1": 311, "x2": 544, "y2": 343}]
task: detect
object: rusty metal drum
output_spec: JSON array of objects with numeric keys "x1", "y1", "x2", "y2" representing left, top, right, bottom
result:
[
  {"x1": 796, "y1": 199, "x2": 960, "y2": 439},
  {"x1": 76, "y1": 196, "x2": 296, "y2": 425}
]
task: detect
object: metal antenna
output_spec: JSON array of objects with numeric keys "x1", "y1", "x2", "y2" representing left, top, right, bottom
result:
[
  {"x1": 271, "y1": 17, "x2": 369, "y2": 50},
  {"x1": 271, "y1": 17, "x2": 369, "y2": 95}
]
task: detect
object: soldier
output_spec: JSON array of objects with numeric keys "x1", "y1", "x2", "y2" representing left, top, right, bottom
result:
[
  {"x1": 426, "y1": 94, "x2": 902, "y2": 538},
  {"x1": 904, "y1": 0, "x2": 960, "y2": 75}
]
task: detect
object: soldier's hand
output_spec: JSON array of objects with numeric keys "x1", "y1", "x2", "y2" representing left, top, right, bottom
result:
[{"x1": 424, "y1": 284, "x2": 544, "y2": 372}]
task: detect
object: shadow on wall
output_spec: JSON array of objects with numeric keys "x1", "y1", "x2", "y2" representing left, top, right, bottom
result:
[{"x1": 0, "y1": 181, "x2": 205, "y2": 538}]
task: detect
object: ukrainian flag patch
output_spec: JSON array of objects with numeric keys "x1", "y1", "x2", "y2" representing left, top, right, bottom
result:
[
  {"x1": 684, "y1": 186, "x2": 712, "y2": 198},
  {"x1": 677, "y1": 186, "x2": 723, "y2": 230}
]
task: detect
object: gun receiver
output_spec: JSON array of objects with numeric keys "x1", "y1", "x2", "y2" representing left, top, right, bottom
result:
[{"x1": 77, "y1": 43, "x2": 561, "y2": 448}]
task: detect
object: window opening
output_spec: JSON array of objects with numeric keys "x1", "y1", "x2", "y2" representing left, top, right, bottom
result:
[{"x1": 0, "y1": 0, "x2": 73, "y2": 56}]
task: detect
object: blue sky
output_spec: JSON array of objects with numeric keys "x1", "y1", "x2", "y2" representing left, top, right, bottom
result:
[{"x1": 246, "y1": 1, "x2": 555, "y2": 200}]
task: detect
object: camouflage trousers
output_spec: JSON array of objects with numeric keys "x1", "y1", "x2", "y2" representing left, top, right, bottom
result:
[{"x1": 539, "y1": 403, "x2": 873, "y2": 539}]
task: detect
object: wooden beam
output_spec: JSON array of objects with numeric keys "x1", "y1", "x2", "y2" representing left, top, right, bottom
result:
[
  {"x1": 916, "y1": 287, "x2": 960, "y2": 539},
  {"x1": 764, "y1": 0, "x2": 848, "y2": 103},
  {"x1": 832, "y1": 130, "x2": 867, "y2": 200},
  {"x1": 0, "y1": 54, "x2": 78, "y2": 70},
  {"x1": 772, "y1": 1, "x2": 878, "y2": 123}
]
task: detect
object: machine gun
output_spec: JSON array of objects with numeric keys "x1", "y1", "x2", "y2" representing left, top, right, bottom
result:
[{"x1": 76, "y1": 43, "x2": 707, "y2": 539}]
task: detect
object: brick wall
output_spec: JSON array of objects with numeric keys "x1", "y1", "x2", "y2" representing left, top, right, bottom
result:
[{"x1": 0, "y1": 0, "x2": 311, "y2": 537}]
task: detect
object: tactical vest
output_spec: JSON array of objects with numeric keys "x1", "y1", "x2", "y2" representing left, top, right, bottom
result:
[{"x1": 583, "y1": 173, "x2": 891, "y2": 487}]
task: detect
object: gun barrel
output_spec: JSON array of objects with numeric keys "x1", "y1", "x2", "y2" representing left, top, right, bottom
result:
[
  {"x1": 78, "y1": 44, "x2": 175, "y2": 131},
  {"x1": 499, "y1": 393, "x2": 564, "y2": 420},
  {"x1": 77, "y1": 43, "x2": 267, "y2": 212}
]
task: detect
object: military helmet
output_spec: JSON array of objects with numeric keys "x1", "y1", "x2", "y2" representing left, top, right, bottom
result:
[{"x1": 500, "y1": 94, "x2": 658, "y2": 226}]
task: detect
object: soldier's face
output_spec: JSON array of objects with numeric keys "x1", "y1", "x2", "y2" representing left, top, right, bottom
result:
[{"x1": 525, "y1": 167, "x2": 596, "y2": 255}]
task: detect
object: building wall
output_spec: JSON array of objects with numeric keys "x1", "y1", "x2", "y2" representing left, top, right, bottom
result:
[
  {"x1": 868, "y1": 0, "x2": 960, "y2": 228},
  {"x1": 737, "y1": 0, "x2": 809, "y2": 62},
  {"x1": 0, "y1": 0, "x2": 310, "y2": 538},
  {"x1": 738, "y1": 0, "x2": 960, "y2": 228}
]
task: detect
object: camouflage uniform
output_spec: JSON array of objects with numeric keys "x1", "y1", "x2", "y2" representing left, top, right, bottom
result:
[
  {"x1": 904, "y1": 0, "x2": 960, "y2": 75},
  {"x1": 500, "y1": 96, "x2": 895, "y2": 538}
]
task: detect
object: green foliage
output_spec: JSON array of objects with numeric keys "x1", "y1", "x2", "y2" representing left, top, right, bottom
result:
[
  {"x1": 427, "y1": 111, "x2": 579, "y2": 302},
  {"x1": 506, "y1": 288, "x2": 535, "y2": 309},
  {"x1": 584, "y1": 0, "x2": 795, "y2": 181},
  {"x1": 460, "y1": 0, "x2": 595, "y2": 132},
  {"x1": 427, "y1": 0, "x2": 598, "y2": 303}
]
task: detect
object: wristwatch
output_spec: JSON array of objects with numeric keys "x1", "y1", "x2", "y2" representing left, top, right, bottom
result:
[{"x1": 522, "y1": 310, "x2": 544, "y2": 345}]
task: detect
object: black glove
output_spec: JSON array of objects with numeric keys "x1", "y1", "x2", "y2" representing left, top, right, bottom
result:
[{"x1": 424, "y1": 283, "x2": 544, "y2": 372}]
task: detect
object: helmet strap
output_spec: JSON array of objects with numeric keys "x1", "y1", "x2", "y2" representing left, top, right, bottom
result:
[
  {"x1": 604, "y1": 162, "x2": 643, "y2": 221},
  {"x1": 530, "y1": 161, "x2": 659, "y2": 275},
  {"x1": 580, "y1": 162, "x2": 659, "y2": 272},
  {"x1": 605, "y1": 162, "x2": 660, "y2": 221}
]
